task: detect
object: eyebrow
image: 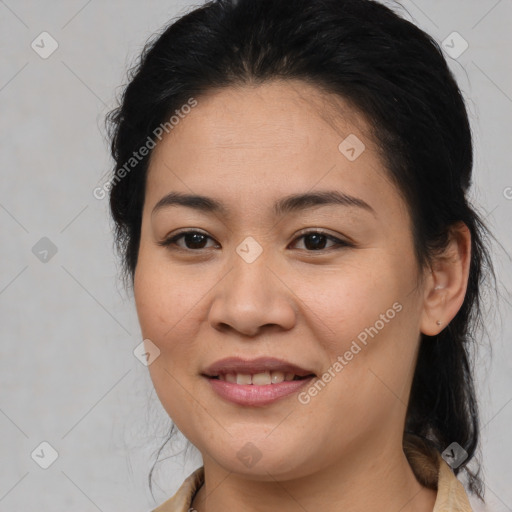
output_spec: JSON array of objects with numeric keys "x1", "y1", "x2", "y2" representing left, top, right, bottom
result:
[{"x1": 151, "y1": 190, "x2": 376, "y2": 218}]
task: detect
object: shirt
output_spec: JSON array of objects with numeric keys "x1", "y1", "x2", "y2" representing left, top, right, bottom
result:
[{"x1": 151, "y1": 434, "x2": 474, "y2": 512}]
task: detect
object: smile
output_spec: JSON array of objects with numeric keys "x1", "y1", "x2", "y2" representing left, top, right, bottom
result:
[{"x1": 205, "y1": 374, "x2": 316, "y2": 406}]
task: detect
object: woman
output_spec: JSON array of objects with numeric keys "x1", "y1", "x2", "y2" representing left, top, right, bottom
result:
[{"x1": 106, "y1": 0, "x2": 496, "y2": 510}]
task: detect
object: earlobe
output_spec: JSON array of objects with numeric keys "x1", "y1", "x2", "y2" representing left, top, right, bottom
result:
[{"x1": 419, "y1": 222, "x2": 471, "y2": 336}]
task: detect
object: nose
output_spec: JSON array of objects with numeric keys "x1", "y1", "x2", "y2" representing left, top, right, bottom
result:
[{"x1": 207, "y1": 253, "x2": 297, "y2": 338}]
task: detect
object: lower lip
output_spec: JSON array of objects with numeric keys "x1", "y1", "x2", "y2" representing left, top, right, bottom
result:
[{"x1": 206, "y1": 376, "x2": 315, "y2": 406}]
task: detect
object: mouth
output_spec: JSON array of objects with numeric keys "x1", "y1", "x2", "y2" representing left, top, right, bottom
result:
[
  {"x1": 207, "y1": 371, "x2": 314, "y2": 385},
  {"x1": 202, "y1": 357, "x2": 316, "y2": 406},
  {"x1": 202, "y1": 356, "x2": 316, "y2": 381}
]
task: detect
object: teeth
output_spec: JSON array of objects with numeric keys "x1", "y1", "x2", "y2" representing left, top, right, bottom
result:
[
  {"x1": 218, "y1": 371, "x2": 301, "y2": 385},
  {"x1": 236, "y1": 373, "x2": 252, "y2": 385},
  {"x1": 252, "y1": 371, "x2": 272, "y2": 385},
  {"x1": 271, "y1": 371, "x2": 285, "y2": 383}
]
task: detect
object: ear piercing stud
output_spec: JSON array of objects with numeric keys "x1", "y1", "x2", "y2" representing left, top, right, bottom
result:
[{"x1": 436, "y1": 320, "x2": 442, "y2": 326}]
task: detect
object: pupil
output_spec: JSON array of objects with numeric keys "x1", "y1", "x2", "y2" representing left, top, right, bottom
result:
[
  {"x1": 186, "y1": 233, "x2": 206, "y2": 249},
  {"x1": 304, "y1": 234, "x2": 326, "y2": 250}
]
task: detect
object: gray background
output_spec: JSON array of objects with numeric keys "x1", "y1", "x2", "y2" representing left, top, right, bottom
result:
[{"x1": 1, "y1": 0, "x2": 511, "y2": 510}]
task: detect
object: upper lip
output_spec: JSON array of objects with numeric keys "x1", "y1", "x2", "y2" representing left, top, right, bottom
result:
[{"x1": 202, "y1": 357, "x2": 315, "y2": 377}]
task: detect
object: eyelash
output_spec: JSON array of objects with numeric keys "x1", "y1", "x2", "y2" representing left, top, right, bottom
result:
[{"x1": 157, "y1": 229, "x2": 353, "y2": 253}]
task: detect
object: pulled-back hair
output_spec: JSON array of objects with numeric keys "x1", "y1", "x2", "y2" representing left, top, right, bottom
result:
[{"x1": 106, "y1": 0, "x2": 497, "y2": 500}]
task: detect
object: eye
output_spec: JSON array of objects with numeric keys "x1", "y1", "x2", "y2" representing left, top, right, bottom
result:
[
  {"x1": 158, "y1": 230, "x2": 218, "y2": 251},
  {"x1": 289, "y1": 230, "x2": 351, "y2": 251},
  {"x1": 158, "y1": 229, "x2": 351, "y2": 252}
]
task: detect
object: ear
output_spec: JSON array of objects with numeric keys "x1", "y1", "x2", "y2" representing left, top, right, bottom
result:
[{"x1": 420, "y1": 221, "x2": 471, "y2": 336}]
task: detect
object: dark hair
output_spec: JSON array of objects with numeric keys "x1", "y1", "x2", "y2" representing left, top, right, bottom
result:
[{"x1": 106, "y1": 0, "x2": 497, "y2": 501}]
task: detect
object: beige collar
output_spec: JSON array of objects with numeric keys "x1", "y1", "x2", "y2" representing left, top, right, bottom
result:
[{"x1": 403, "y1": 433, "x2": 474, "y2": 512}]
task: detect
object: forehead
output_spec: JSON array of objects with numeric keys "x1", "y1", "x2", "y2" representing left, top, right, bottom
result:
[
  {"x1": 144, "y1": 80, "x2": 404, "y2": 223},
  {"x1": 150, "y1": 79, "x2": 369, "y2": 163}
]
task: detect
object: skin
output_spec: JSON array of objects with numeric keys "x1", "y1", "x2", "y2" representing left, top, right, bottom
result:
[{"x1": 133, "y1": 79, "x2": 471, "y2": 512}]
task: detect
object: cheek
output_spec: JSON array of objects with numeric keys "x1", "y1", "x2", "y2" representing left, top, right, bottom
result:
[
  {"x1": 294, "y1": 251, "x2": 421, "y2": 398},
  {"x1": 133, "y1": 248, "x2": 203, "y2": 343},
  {"x1": 292, "y1": 254, "x2": 406, "y2": 349},
  {"x1": 133, "y1": 254, "x2": 206, "y2": 429}
]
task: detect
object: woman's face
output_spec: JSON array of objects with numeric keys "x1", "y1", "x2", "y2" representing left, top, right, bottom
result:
[{"x1": 134, "y1": 80, "x2": 429, "y2": 479}]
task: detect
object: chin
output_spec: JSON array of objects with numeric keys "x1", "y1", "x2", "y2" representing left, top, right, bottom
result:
[{"x1": 200, "y1": 437, "x2": 320, "y2": 481}]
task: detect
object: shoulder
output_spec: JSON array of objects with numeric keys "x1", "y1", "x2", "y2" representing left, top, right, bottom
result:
[
  {"x1": 151, "y1": 466, "x2": 204, "y2": 512},
  {"x1": 434, "y1": 457, "x2": 474, "y2": 512},
  {"x1": 404, "y1": 433, "x2": 474, "y2": 512}
]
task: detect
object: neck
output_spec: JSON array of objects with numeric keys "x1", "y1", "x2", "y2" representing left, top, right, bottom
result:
[{"x1": 191, "y1": 434, "x2": 437, "y2": 512}]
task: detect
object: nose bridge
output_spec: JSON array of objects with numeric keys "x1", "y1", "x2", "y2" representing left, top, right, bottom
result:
[
  {"x1": 208, "y1": 238, "x2": 296, "y2": 335},
  {"x1": 231, "y1": 242, "x2": 272, "y2": 302}
]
